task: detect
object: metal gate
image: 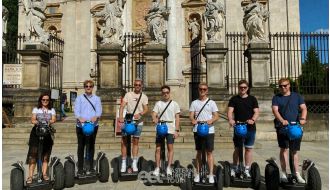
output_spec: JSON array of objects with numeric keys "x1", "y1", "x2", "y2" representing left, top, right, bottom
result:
[{"x1": 190, "y1": 38, "x2": 202, "y2": 102}]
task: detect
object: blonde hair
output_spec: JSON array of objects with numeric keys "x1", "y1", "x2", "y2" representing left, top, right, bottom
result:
[
  {"x1": 83, "y1": 80, "x2": 94, "y2": 87},
  {"x1": 198, "y1": 82, "x2": 208, "y2": 88},
  {"x1": 278, "y1": 78, "x2": 290, "y2": 85}
]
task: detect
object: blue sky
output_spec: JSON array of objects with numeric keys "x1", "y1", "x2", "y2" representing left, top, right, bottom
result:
[{"x1": 300, "y1": 0, "x2": 329, "y2": 32}]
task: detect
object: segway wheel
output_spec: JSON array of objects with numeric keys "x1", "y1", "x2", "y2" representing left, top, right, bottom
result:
[
  {"x1": 306, "y1": 166, "x2": 321, "y2": 190},
  {"x1": 265, "y1": 163, "x2": 279, "y2": 190},
  {"x1": 216, "y1": 165, "x2": 223, "y2": 190},
  {"x1": 111, "y1": 158, "x2": 119, "y2": 183},
  {"x1": 174, "y1": 160, "x2": 181, "y2": 175},
  {"x1": 185, "y1": 164, "x2": 194, "y2": 190},
  {"x1": 223, "y1": 161, "x2": 231, "y2": 187},
  {"x1": 144, "y1": 160, "x2": 154, "y2": 186},
  {"x1": 64, "y1": 160, "x2": 75, "y2": 188},
  {"x1": 53, "y1": 162, "x2": 65, "y2": 190},
  {"x1": 251, "y1": 162, "x2": 261, "y2": 189},
  {"x1": 10, "y1": 168, "x2": 24, "y2": 190},
  {"x1": 138, "y1": 156, "x2": 146, "y2": 172},
  {"x1": 99, "y1": 157, "x2": 110, "y2": 182}
]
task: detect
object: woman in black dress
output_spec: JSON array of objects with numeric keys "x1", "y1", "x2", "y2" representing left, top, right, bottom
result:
[{"x1": 26, "y1": 93, "x2": 56, "y2": 184}]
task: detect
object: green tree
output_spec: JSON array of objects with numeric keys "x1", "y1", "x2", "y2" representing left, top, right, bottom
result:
[
  {"x1": 3, "y1": 0, "x2": 19, "y2": 49},
  {"x1": 298, "y1": 45, "x2": 328, "y2": 94}
]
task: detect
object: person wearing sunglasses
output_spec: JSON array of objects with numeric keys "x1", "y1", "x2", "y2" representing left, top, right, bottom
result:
[
  {"x1": 189, "y1": 82, "x2": 219, "y2": 183},
  {"x1": 74, "y1": 80, "x2": 102, "y2": 176},
  {"x1": 227, "y1": 79, "x2": 259, "y2": 178},
  {"x1": 119, "y1": 78, "x2": 148, "y2": 172},
  {"x1": 26, "y1": 93, "x2": 56, "y2": 184},
  {"x1": 272, "y1": 78, "x2": 307, "y2": 183},
  {"x1": 151, "y1": 85, "x2": 180, "y2": 176}
]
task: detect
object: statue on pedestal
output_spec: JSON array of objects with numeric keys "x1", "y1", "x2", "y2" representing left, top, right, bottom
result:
[
  {"x1": 2, "y1": 6, "x2": 9, "y2": 47},
  {"x1": 203, "y1": 0, "x2": 225, "y2": 42},
  {"x1": 22, "y1": 0, "x2": 49, "y2": 45},
  {"x1": 145, "y1": 0, "x2": 169, "y2": 44},
  {"x1": 92, "y1": 0, "x2": 126, "y2": 45},
  {"x1": 243, "y1": 0, "x2": 269, "y2": 44},
  {"x1": 187, "y1": 18, "x2": 200, "y2": 41}
]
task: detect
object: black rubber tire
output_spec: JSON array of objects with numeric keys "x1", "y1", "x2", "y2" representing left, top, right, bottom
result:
[
  {"x1": 306, "y1": 166, "x2": 322, "y2": 190},
  {"x1": 265, "y1": 163, "x2": 279, "y2": 190},
  {"x1": 138, "y1": 156, "x2": 144, "y2": 172},
  {"x1": 64, "y1": 160, "x2": 75, "y2": 188},
  {"x1": 216, "y1": 165, "x2": 223, "y2": 190},
  {"x1": 174, "y1": 160, "x2": 180, "y2": 169},
  {"x1": 185, "y1": 165, "x2": 193, "y2": 190},
  {"x1": 251, "y1": 162, "x2": 261, "y2": 189},
  {"x1": 53, "y1": 162, "x2": 65, "y2": 190},
  {"x1": 99, "y1": 157, "x2": 110, "y2": 182},
  {"x1": 223, "y1": 161, "x2": 231, "y2": 187},
  {"x1": 144, "y1": 160, "x2": 154, "y2": 186},
  {"x1": 111, "y1": 158, "x2": 119, "y2": 183},
  {"x1": 10, "y1": 168, "x2": 24, "y2": 190}
]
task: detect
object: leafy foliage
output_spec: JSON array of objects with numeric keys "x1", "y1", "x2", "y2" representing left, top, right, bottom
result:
[{"x1": 3, "y1": 0, "x2": 19, "y2": 49}]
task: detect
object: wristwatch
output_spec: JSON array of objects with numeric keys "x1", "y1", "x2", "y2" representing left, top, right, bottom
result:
[
  {"x1": 300, "y1": 118, "x2": 306, "y2": 120},
  {"x1": 175, "y1": 130, "x2": 179, "y2": 132}
]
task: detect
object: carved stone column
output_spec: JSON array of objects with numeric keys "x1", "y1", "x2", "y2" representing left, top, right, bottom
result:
[{"x1": 96, "y1": 44, "x2": 126, "y2": 119}]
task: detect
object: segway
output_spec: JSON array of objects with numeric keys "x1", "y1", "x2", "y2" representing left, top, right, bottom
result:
[
  {"x1": 182, "y1": 122, "x2": 223, "y2": 190},
  {"x1": 10, "y1": 121, "x2": 65, "y2": 190},
  {"x1": 63, "y1": 121, "x2": 110, "y2": 188},
  {"x1": 111, "y1": 114, "x2": 148, "y2": 182},
  {"x1": 265, "y1": 122, "x2": 322, "y2": 190},
  {"x1": 221, "y1": 122, "x2": 261, "y2": 189},
  {"x1": 144, "y1": 121, "x2": 184, "y2": 186}
]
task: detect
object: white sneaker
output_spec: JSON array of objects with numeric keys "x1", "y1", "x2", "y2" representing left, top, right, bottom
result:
[
  {"x1": 121, "y1": 161, "x2": 126, "y2": 173},
  {"x1": 166, "y1": 167, "x2": 172, "y2": 176},
  {"x1": 194, "y1": 174, "x2": 200, "y2": 183},
  {"x1": 208, "y1": 175, "x2": 215, "y2": 184},
  {"x1": 153, "y1": 167, "x2": 160, "y2": 176},
  {"x1": 296, "y1": 172, "x2": 306, "y2": 183},
  {"x1": 230, "y1": 168, "x2": 236, "y2": 177},
  {"x1": 132, "y1": 159, "x2": 138, "y2": 172},
  {"x1": 244, "y1": 169, "x2": 251, "y2": 178},
  {"x1": 280, "y1": 172, "x2": 288, "y2": 183}
]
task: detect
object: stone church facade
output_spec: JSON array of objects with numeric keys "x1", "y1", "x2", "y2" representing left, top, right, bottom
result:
[{"x1": 17, "y1": 0, "x2": 300, "y2": 111}]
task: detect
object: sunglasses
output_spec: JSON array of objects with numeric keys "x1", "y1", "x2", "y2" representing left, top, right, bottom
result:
[
  {"x1": 162, "y1": 91, "x2": 170, "y2": 94},
  {"x1": 134, "y1": 84, "x2": 142, "y2": 86},
  {"x1": 239, "y1": 86, "x2": 248, "y2": 89},
  {"x1": 279, "y1": 84, "x2": 289, "y2": 88},
  {"x1": 199, "y1": 88, "x2": 208, "y2": 91},
  {"x1": 41, "y1": 99, "x2": 49, "y2": 102},
  {"x1": 84, "y1": 85, "x2": 94, "y2": 88}
]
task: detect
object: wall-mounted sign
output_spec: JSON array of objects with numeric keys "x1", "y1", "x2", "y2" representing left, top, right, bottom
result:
[{"x1": 3, "y1": 64, "x2": 22, "y2": 85}]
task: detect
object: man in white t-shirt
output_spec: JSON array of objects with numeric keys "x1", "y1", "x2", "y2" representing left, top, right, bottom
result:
[
  {"x1": 151, "y1": 85, "x2": 180, "y2": 176},
  {"x1": 189, "y1": 82, "x2": 219, "y2": 184},
  {"x1": 119, "y1": 79, "x2": 148, "y2": 172}
]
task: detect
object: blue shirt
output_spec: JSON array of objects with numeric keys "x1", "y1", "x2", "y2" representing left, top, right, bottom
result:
[
  {"x1": 74, "y1": 93, "x2": 102, "y2": 121},
  {"x1": 272, "y1": 92, "x2": 305, "y2": 122}
]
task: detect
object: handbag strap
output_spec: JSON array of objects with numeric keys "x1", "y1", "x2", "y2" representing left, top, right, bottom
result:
[
  {"x1": 158, "y1": 100, "x2": 172, "y2": 120},
  {"x1": 83, "y1": 94, "x2": 96, "y2": 112},
  {"x1": 195, "y1": 98, "x2": 211, "y2": 120},
  {"x1": 132, "y1": 93, "x2": 143, "y2": 116}
]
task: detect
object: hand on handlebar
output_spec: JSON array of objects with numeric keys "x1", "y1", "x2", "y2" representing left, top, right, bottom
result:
[
  {"x1": 281, "y1": 120, "x2": 289, "y2": 126},
  {"x1": 191, "y1": 119, "x2": 198, "y2": 125},
  {"x1": 229, "y1": 119, "x2": 235, "y2": 127}
]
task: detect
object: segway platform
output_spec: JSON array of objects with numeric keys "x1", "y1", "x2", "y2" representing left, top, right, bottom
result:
[
  {"x1": 25, "y1": 180, "x2": 53, "y2": 190},
  {"x1": 112, "y1": 156, "x2": 148, "y2": 182}
]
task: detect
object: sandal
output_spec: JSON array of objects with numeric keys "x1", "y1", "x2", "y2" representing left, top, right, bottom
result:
[
  {"x1": 43, "y1": 174, "x2": 49, "y2": 181},
  {"x1": 26, "y1": 176, "x2": 33, "y2": 184}
]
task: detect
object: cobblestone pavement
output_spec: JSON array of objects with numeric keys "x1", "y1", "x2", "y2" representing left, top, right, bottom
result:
[{"x1": 3, "y1": 141, "x2": 328, "y2": 190}]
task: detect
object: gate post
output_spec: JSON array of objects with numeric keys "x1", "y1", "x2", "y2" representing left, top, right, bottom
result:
[
  {"x1": 245, "y1": 43, "x2": 274, "y2": 120},
  {"x1": 96, "y1": 44, "x2": 126, "y2": 119},
  {"x1": 12, "y1": 44, "x2": 51, "y2": 122}
]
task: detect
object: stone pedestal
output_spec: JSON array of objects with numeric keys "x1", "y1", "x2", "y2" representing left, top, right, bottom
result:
[
  {"x1": 245, "y1": 43, "x2": 274, "y2": 120},
  {"x1": 202, "y1": 43, "x2": 228, "y2": 88},
  {"x1": 96, "y1": 43, "x2": 126, "y2": 119},
  {"x1": 143, "y1": 43, "x2": 168, "y2": 88}
]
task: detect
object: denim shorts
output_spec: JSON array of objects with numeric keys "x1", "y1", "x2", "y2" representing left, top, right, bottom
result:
[
  {"x1": 121, "y1": 123, "x2": 142, "y2": 138},
  {"x1": 233, "y1": 130, "x2": 256, "y2": 148}
]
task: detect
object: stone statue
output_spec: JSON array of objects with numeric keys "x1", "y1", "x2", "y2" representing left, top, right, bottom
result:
[
  {"x1": 145, "y1": 0, "x2": 169, "y2": 44},
  {"x1": 92, "y1": 0, "x2": 126, "y2": 45},
  {"x1": 203, "y1": 0, "x2": 225, "y2": 42},
  {"x1": 22, "y1": 0, "x2": 49, "y2": 45},
  {"x1": 187, "y1": 18, "x2": 200, "y2": 41},
  {"x1": 2, "y1": 6, "x2": 9, "y2": 47},
  {"x1": 243, "y1": 0, "x2": 269, "y2": 44}
]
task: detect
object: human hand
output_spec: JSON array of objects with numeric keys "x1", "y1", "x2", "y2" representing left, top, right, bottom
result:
[
  {"x1": 119, "y1": 117, "x2": 124, "y2": 123},
  {"x1": 91, "y1": 117, "x2": 98, "y2": 122},
  {"x1": 174, "y1": 131, "x2": 179, "y2": 139},
  {"x1": 207, "y1": 120, "x2": 213, "y2": 125},
  {"x1": 247, "y1": 119, "x2": 255, "y2": 125},
  {"x1": 229, "y1": 119, "x2": 235, "y2": 127},
  {"x1": 79, "y1": 118, "x2": 86, "y2": 123},
  {"x1": 134, "y1": 114, "x2": 141, "y2": 120},
  {"x1": 152, "y1": 118, "x2": 159, "y2": 124},
  {"x1": 191, "y1": 119, "x2": 197, "y2": 125},
  {"x1": 281, "y1": 120, "x2": 289, "y2": 126},
  {"x1": 299, "y1": 119, "x2": 307, "y2": 125}
]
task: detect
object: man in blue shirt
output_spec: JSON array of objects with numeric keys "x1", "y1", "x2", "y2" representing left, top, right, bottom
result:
[
  {"x1": 74, "y1": 80, "x2": 102, "y2": 176},
  {"x1": 272, "y1": 78, "x2": 307, "y2": 184}
]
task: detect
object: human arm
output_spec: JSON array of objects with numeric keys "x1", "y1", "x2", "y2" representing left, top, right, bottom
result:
[
  {"x1": 174, "y1": 112, "x2": 180, "y2": 138},
  {"x1": 299, "y1": 104, "x2": 307, "y2": 125},
  {"x1": 91, "y1": 97, "x2": 102, "y2": 122},
  {"x1": 189, "y1": 111, "x2": 197, "y2": 125},
  {"x1": 247, "y1": 107, "x2": 259, "y2": 125},
  {"x1": 119, "y1": 100, "x2": 127, "y2": 123},
  {"x1": 208, "y1": 111, "x2": 219, "y2": 125},
  {"x1": 134, "y1": 103, "x2": 148, "y2": 119},
  {"x1": 272, "y1": 105, "x2": 288, "y2": 126},
  {"x1": 49, "y1": 108, "x2": 56, "y2": 124},
  {"x1": 227, "y1": 107, "x2": 236, "y2": 127}
]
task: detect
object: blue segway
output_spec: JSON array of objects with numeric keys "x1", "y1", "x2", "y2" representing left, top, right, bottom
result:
[
  {"x1": 63, "y1": 121, "x2": 110, "y2": 188},
  {"x1": 111, "y1": 114, "x2": 148, "y2": 182},
  {"x1": 10, "y1": 121, "x2": 65, "y2": 190},
  {"x1": 265, "y1": 122, "x2": 321, "y2": 190},
  {"x1": 182, "y1": 122, "x2": 223, "y2": 190},
  {"x1": 222, "y1": 122, "x2": 261, "y2": 189}
]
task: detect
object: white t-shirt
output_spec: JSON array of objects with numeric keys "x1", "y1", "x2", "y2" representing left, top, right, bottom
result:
[
  {"x1": 123, "y1": 92, "x2": 148, "y2": 115},
  {"x1": 32, "y1": 107, "x2": 56, "y2": 123},
  {"x1": 153, "y1": 100, "x2": 180, "y2": 134},
  {"x1": 189, "y1": 98, "x2": 219, "y2": 134}
]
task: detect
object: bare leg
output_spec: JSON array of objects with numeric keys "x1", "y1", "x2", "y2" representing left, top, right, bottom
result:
[
  {"x1": 233, "y1": 148, "x2": 239, "y2": 166},
  {"x1": 132, "y1": 137, "x2": 139, "y2": 158},
  {"x1": 207, "y1": 151, "x2": 214, "y2": 175},
  {"x1": 155, "y1": 144, "x2": 161, "y2": 168},
  {"x1": 292, "y1": 151, "x2": 299, "y2": 174},
  {"x1": 245, "y1": 148, "x2": 253, "y2": 167},
  {"x1": 167, "y1": 143, "x2": 174, "y2": 167},
  {"x1": 121, "y1": 136, "x2": 127, "y2": 159},
  {"x1": 279, "y1": 148, "x2": 288, "y2": 173},
  {"x1": 28, "y1": 163, "x2": 36, "y2": 178},
  {"x1": 195, "y1": 151, "x2": 202, "y2": 174}
]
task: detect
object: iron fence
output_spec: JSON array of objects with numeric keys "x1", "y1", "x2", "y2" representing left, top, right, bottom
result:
[{"x1": 190, "y1": 37, "x2": 202, "y2": 102}]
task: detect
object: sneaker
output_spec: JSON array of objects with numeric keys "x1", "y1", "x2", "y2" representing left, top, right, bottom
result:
[
  {"x1": 296, "y1": 172, "x2": 306, "y2": 183},
  {"x1": 88, "y1": 169, "x2": 96, "y2": 175},
  {"x1": 153, "y1": 167, "x2": 160, "y2": 176},
  {"x1": 194, "y1": 174, "x2": 200, "y2": 183},
  {"x1": 77, "y1": 170, "x2": 84, "y2": 177},
  {"x1": 208, "y1": 175, "x2": 215, "y2": 184},
  {"x1": 166, "y1": 167, "x2": 172, "y2": 176},
  {"x1": 132, "y1": 159, "x2": 138, "y2": 172},
  {"x1": 244, "y1": 169, "x2": 251, "y2": 178},
  {"x1": 230, "y1": 168, "x2": 236, "y2": 177},
  {"x1": 280, "y1": 172, "x2": 288, "y2": 183},
  {"x1": 121, "y1": 161, "x2": 126, "y2": 173}
]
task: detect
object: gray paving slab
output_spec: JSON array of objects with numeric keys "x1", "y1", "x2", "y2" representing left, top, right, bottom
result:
[{"x1": 2, "y1": 141, "x2": 328, "y2": 190}]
